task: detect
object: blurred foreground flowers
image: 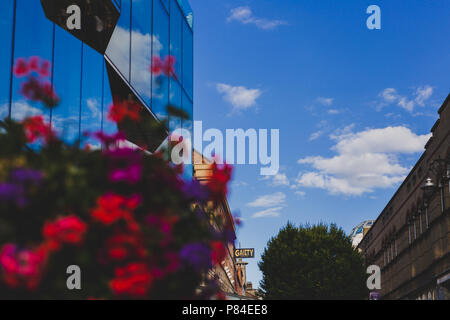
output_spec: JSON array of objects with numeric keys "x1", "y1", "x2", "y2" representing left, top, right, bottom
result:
[{"x1": 0, "y1": 57, "x2": 234, "y2": 299}]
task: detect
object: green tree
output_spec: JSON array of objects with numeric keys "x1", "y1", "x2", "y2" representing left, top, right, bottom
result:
[{"x1": 259, "y1": 222, "x2": 367, "y2": 300}]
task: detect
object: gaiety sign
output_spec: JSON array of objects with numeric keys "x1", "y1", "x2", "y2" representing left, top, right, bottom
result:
[{"x1": 234, "y1": 248, "x2": 255, "y2": 259}]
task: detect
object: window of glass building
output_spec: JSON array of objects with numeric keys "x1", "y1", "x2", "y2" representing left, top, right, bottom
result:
[
  {"x1": 11, "y1": 0, "x2": 53, "y2": 122},
  {"x1": 80, "y1": 44, "x2": 104, "y2": 148},
  {"x1": 106, "y1": 0, "x2": 131, "y2": 81},
  {"x1": 51, "y1": 26, "x2": 83, "y2": 142},
  {"x1": 169, "y1": 78, "x2": 182, "y2": 133},
  {"x1": 131, "y1": 0, "x2": 152, "y2": 107},
  {"x1": 102, "y1": 61, "x2": 117, "y2": 137},
  {"x1": 182, "y1": 19, "x2": 193, "y2": 99},
  {"x1": 182, "y1": 91, "x2": 193, "y2": 177},
  {"x1": 152, "y1": 0, "x2": 170, "y2": 121},
  {"x1": 0, "y1": 0, "x2": 14, "y2": 118},
  {"x1": 170, "y1": 0, "x2": 183, "y2": 81}
]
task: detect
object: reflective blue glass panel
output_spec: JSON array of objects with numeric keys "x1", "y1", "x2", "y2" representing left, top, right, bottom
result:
[
  {"x1": 182, "y1": 19, "x2": 193, "y2": 99},
  {"x1": 182, "y1": 91, "x2": 193, "y2": 177},
  {"x1": 51, "y1": 26, "x2": 82, "y2": 143},
  {"x1": 0, "y1": 0, "x2": 14, "y2": 118},
  {"x1": 11, "y1": 0, "x2": 53, "y2": 122},
  {"x1": 170, "y1": 0, "x2": 182, "y2": 81},
  {"x1": 169, "y1": 78, "x2": 182, "y2": 133},
  {"x1": 80, "y1": 44, "x2": 103, "y2": 148},
  {"x1": 152, "y1": 0, "x2": 169, "y2": 120},
  {"x1": 130, "y1": 0, "x2": 152, "y2": 107},
  {"x1": 102, "y1": 61, "x2": 117, "y2": 137},
  {"x1": 106, "y1": 0, "x2": 131, "y2": 81}
]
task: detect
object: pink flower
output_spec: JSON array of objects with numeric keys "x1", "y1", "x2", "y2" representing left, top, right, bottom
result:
[
  {"x1": 13, "y1": 58, "x2": 30, "y2": 77},
  {"x1": 42, "y1": 215, "x2": 87, "y2": 250},
  {"x1": 23, "y1": 115, "x2": 55, "y2": 143},
  {"x1": 28, "y1": 56, "x2": 40, "y2": 72},
  {"x1": 150, "y1": 55, "x2": 176, "y2": 77},
  {"x1": 109, "y1": 164, "x2": 142, "y2": 184},
  {"x1": 39, "y1": 60, "x2": 51, "y2": 77},
  {"x1": 0, "y1": 244, "x2": 48, "y2": 290}
]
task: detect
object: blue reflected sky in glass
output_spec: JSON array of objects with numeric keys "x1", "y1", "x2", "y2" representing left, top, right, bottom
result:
[
  {"x1": 182, "y1": 19, "x2": 193, "y2": 99},
  {"x1": 80, "y1": 44, "x2": 103, "y2": 148},
  {"x1": 11, "y1": 0, "x2": 53, "y2": 122},
  {"x1": 170, "y1": 0, "x2": 182, "y2": 81},
  {"x1": 51, "y1": 26, "x2": 82, "y2": 143},
  {"x1": 102, "y1": 62, "x2": 118, "y2": 137},
  {"x1": 176, "y1": 0, "x2": 193, "y2": 29},
  {"x1": 131, "y1": 0, "x2": 152, "y2": 107},
  {"x1": 182, "y1": 91, "x2": 193, "y2": 177},
  {"x1": 106, "y1": 0, "x2": 131, "y2": 81},
  {"x1": 152, "y1": 0, "x2": 170, "y2": 120},
  {"x1": 0, "y1": 0, "x2": 14, "y2": 117},
  {"x1": 160, "y1": 0, "x2": 169, "y2": 12},
  {"x1": 169, "y1": 78, "x2": 182, "y2": 133}
]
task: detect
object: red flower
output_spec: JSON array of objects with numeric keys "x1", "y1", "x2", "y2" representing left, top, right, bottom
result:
[
  {"x1": 108, "y1": 101, "x2": 141, "y2": 123},
  {"x1": 91, "y1": 193, "x2": 141, "y2": 227},
  {"x1": 13, "y1": 58, "x2": 30, "y2": 77},
  {"x1": 28, "y1": 56, "x2": 40, "y2": 72},
  {"x1": 42, "y1": 215, "x2": 87, "y2": 250},
  {"x1": 162, "y1": 56, "x2": 176, "y2": 77},
  {"x1": 0, "y1": 244, "x2": 48, "y2": 290},
  {"x1": 20, "y1": 78, "x2": 59, "y2": 107},
  {"x1": 206, "y1": 163, "x2": 233, "y2": 202},
  {"x1": 210, "y1": 241, "x2": 227, "y2": 265},
  {"x1": 106, "y1": 233, "x2": 146, "y2": 261},
  {"x1": 39, "y1": 60, "x2": 51, "y2": 78},
  {"x1": 23, "y1": 115, "x2": 55, "y2": 143},
  {"x1": 109, "y1": 263, "x2": 153, "y2": 297},
  {"x1": 150, "y1": 55, "x2": 176, "y2": 77},
  {"x1": 150, "y1": 56, "x2": 163, "y2": 76}
]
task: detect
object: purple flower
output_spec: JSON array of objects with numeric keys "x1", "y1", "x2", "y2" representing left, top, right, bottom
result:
[
  {"x1": 109, "y1": 164, "x2": 142, "y2": 184},
  {"x1": 180, "y1": 243, "x2": 212, "y2": 271},
  {"x1": 182, "y1": 180, "x2": 210, "y2": 203},
  {"x1": 10, "y1": 168, "x2": 43, "y2": 185},
  {"x1": 0, "y1": 183, "x2": 26, "y2": 207},
  {"x1": 91, "y1": 131, "x2": 126, "y2": 146}
]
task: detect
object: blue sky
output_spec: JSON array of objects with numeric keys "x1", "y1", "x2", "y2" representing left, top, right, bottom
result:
[{"x1": 189, "y1": 0, "x2": 450, "y2": 287}]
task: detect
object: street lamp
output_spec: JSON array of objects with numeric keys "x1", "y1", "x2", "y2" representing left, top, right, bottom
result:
[{"x1": 421, "y1": 177, "x2": 436, "y2": 202}]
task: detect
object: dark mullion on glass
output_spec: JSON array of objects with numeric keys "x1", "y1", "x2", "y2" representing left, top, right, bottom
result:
[{"x1": 7, "y1": 0, "x2": 17, "y2": 119}]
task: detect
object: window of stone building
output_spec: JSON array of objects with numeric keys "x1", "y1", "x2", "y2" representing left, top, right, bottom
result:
[
  {"x1": 418, "y1": 210, "x2": 423, "y2": 234},
  {"x1": 408, "y1": 222, "x2": 412, "y2": 244},
  {"x1": 391, "y1": 243, "x2": 394, "y2": 260}
]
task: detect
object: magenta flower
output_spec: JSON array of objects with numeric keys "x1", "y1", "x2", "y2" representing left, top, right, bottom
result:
[{"x1": 109, "y1": 164, "x2": 142, "y2": 184}]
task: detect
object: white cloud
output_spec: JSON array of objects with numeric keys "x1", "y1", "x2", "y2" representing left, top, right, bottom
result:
[
  {"x1": 295, "y1": 191, "x2": 306, "y2": 197},
  {"x1": 328, "y1": 109, "x2": 341, "y2": 115},
  {"x1": 227, "y1": 6, "x2": 287, "y2": 30},
  {"x1": 415, "y1": 85, "x2": 433, "y2": 106},
  {"x1": 251, "y1": 207, "x2": 283, "y2": 218},
  {"x1": 316, "y1": 97, "x2": 334, "y2": 106},
  {"x1": 86, "y1": 98, "x2": 101, "y2": 120},
  {"x1": 296, "y1": 126, "x2": 431, "y2": 196},
  {"x1": 309, "y1": 130, "x2": 324, "y2": 141},
  {"x1": 2, "y1": 101, "x2": 43, "y2": 121},
  {"x1": 271, "y1": 173, "x2": 290, "y2": 186},
  {"x1": 378, "y1": 86, "x2": 434, "y2": 112},
  {"x1": 106, "y1": 26, "x2": 162, "y2": 101},
  {"x1": 216, "y1": 83, "x2": 262, "y2": 112},
  {"x1": 247, "y1": 192, "x2": 286, "y2": 208}
]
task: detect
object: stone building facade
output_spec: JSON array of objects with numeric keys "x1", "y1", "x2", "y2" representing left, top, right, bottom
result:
[
  {"x1": 193, "y1": 151, "x2": 247, "y2": 297},
  {"x1": 358, "y1": 94, "x2": 450, "y2": 300}
]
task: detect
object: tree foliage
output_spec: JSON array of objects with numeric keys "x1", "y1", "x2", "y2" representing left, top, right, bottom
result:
[{"x1": 259, "y1": 222, "x2": 367, "y2": 300}]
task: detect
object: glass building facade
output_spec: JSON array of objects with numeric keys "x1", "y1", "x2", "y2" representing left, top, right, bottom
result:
[{"x1": 0, "y1": 0, "x2": 193, "y2": 174}]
